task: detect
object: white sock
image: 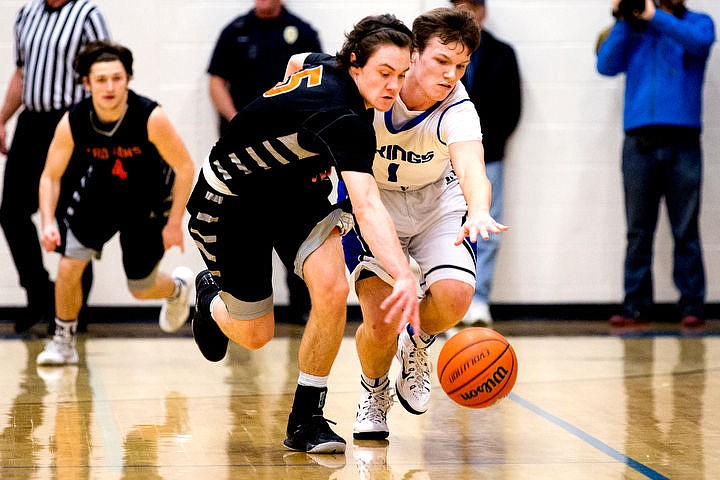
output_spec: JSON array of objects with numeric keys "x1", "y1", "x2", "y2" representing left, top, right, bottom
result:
[
  {"x1": 209, "y1": 295, "x2": 222, "y2": 323},
  {"x1": 409, "y1": 325, "x2": 435, "y2": 346},
  {"x1": 361, "y1": 373, "x2": 389, "y2": 389},
  {"x1": 298, "y1": 372, "x2": 328, "y2": 388},
  {"x1": 55, "y1": 318, "x2": 78, "y2": 336}
]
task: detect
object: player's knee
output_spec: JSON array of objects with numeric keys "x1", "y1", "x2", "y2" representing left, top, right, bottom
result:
[
  {"x1": 242, "y1": 333, "x2": 273, "y2": 351},
  {"x1": 236, "y1": 321, "x2": 274, "y2": 350},
  {"x1": 129, "y1": 289, "x2": 151, "y2": 300},
  {"x1": 127, "y1": 274, "x2": 157, "y2": 298},
  {"x1": 309, "y1": 274, "x2": 350, "y2": 308},
  {"x1": 429, "y1": 281, "x2": 474, "y2": 322}
]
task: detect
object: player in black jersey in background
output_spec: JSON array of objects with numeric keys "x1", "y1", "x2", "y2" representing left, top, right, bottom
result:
[
  {"x1": 36, "y1": 42, "x2": 196, "y2": 365},
  {"x1": 187, "y1": 14, "x2": 419, "y2": 454}
]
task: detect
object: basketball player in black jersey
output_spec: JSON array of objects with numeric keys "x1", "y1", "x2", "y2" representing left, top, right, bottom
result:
[
  {"x1": 187, "y1": 14, "x2": 420, "y2": 454},
  {"x1": 37, "y1": 42, "x2": 196, "y2": 365}
]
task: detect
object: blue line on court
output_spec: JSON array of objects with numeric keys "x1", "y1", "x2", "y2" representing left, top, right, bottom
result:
[{"x1": 508, "y1": 392, "x2": 669, "y2": 480}]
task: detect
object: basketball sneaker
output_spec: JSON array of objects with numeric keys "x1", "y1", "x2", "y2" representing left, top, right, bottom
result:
[
  {"x1": 159, "y1": 266, "x2": 194, "y2": 332},
  {"x1": 395, "y1": 324, "x2": 434, "y2": 415},
  {"x1": 353, "y1": 378, "x2": 393, "y2": 440},
  {"x1": 192, "y1": 270, "x2": 228, "y2": 362},
  {"x1": 37, "y1": 321, "x2": 78, "y2": 365},
  {"x1": 284, "y1": 412, "x2": 346, "y2": 453}
]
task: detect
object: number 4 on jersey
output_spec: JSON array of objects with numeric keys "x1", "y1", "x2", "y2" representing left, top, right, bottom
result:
[{"x1": 264, "y1": 66, "x2": 323, "y2": 98}]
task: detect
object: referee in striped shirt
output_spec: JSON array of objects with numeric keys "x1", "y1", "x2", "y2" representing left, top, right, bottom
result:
[{"x1": 0, "y1": 0, "x2": 109, "y2": 333}]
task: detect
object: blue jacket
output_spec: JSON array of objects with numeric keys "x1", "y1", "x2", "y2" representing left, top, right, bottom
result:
[{"x1": 597, "y1": 9, "x2": 715, "y2": 131}]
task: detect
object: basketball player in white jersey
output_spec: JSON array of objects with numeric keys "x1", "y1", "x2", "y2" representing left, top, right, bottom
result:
[
  {"x1": 344, "y1": 7, "x2": 508, "y2": 439},
  {"x1": 285, "y1": 7, "x2": 506, "y2": 439}
]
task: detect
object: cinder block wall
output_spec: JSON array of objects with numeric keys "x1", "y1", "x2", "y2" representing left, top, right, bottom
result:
[{"x1": 0, "y1": 0, "x2": 718, "y2": 307}]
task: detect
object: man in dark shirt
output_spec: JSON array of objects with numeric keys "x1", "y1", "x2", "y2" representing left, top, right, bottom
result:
[
  {"x1": 207, "y1": 0, "x2": 322, "y2": 323},
  {"x1": 207, "y1": 0, "x2": 322, "y2": 134}
]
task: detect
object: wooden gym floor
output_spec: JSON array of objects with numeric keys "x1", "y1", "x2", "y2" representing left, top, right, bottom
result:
[{"x1": 0, "y1": 317, "x2": 718, "y2": 480}]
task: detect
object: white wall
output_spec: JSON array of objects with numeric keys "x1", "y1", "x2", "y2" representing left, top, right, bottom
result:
[{"x1": 0, "y1": 0, "x2": 718, "y2": 307}]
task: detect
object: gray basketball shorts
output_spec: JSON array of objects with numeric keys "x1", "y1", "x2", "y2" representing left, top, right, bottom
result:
[
  {"x1": 187, "y1": 169, "x2": 351, "y2": 320},
  {"x1": 350, "y1": 175, "x2": 476, "y2": 293},
  {"x1": 58, "y1": 216, "x2": 164, "y2": 291}
]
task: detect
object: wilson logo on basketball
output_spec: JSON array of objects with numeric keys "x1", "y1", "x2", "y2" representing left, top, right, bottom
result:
[
  {"x1": 459, "y1": 366, "x2": 509, "y2": 401},
  {"x1": 447, "y1": 348, "x2": 490, "y2": 384}
]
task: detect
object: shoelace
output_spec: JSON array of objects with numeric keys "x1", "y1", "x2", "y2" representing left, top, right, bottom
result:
[
  {"x1": 310, "y1": 414, "x2": 338, "y2": 427},
  {"x1": 407, "y1": 347, "x2": 431, "y2": 393},
  {"x1": 358, "y1": 388, "x2": 394, "y2": 423}
]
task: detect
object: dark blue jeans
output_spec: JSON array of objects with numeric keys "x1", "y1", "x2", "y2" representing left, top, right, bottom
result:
[{"x1": 621, "y1": 135, "x2": 706, "y2": 319}]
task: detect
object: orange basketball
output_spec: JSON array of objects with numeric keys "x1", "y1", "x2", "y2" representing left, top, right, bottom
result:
[{"x1": 437, "y1": 327, "x2": 518, "y2": 408}]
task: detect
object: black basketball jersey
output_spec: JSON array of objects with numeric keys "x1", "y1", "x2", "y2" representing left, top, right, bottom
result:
[
  {"x1": 207, "y1": 53, "x2": 376, "y2": 191},
  {"x1": 65, "y1": 90, "x2": 173, "y2": 222}
]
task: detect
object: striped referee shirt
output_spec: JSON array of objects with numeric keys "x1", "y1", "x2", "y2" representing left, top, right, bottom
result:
[{"x1": 14, "y1": 0, "x2": 110, "y2": 112}]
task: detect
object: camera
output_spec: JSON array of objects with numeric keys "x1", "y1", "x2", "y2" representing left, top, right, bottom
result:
[{"x1": 617, "y1": 0, "x2": 645, "y2": 19}]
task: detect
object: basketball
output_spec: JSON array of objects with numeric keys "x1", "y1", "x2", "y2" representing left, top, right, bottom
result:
[{"x1": 437, "y1": 327, "x2": 518, "y2": 408}]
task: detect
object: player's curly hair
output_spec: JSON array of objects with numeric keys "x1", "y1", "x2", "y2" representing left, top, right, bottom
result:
[
  {"x1": 336, "y1": 14, "x2": 413, "y2": 70},
  {"x1": 74, "y1": 40, "x2": 134, "y2": 79},
  {"x1": 413, "y1": 7, "x2": 480, "y2": 54}
]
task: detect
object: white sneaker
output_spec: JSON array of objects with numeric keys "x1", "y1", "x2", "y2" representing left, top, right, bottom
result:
[
  {"x1": 159, "y1": 266, "x2": 194, "y2": 333},
  {"x1": 395, "y1": 325, "x2": 433, "y2": 415},
  {"x1": 37, "y1": 327, "x2": 78, "y2": 366},
  {"x1": 353, "y1": 378, "x2": 394, "y2": 440},
  {"x1": 461, "y1": 300, "x2": 493, "y2": 327}
]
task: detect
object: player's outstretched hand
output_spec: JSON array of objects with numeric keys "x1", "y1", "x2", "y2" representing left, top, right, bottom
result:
[
  {"x1": 380, "y1": 274, "x2": 420, "y2": 334},
  {"x1": 455, "y1": 214, "x2": 508, "y2": 245}
]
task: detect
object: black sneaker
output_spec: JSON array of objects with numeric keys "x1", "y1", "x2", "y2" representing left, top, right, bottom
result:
[
  {"x1": 283, "y1": 413, "x2": 347, "y2": 454},
  {"x1": 192, "y1": 270, "x2": 228, "y2": 362}
]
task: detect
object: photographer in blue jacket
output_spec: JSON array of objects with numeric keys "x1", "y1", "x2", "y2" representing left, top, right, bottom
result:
[{"x1": 597, "y1": 0, "x2": 715, "y2": 328}]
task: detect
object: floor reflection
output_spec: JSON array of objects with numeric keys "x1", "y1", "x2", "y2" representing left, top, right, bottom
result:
[
  {"x1": 223, "y1": 334, "x2": 302, "y2": 475},
  {"x1": 622, "y1": 337, "x2": 706, "y2": 479},
  {"x1": 121, "y1": 392, "x2": 189, "y2": 480},
  {"x1": 0, "y1": 341, "x2": 49, "y2": 479},
  {"x1": 0, "y1": 321, "x2": 717, "y2": 480},
  {"x1": 40, "y1": 340, "x2": 90, "y2": 480}
]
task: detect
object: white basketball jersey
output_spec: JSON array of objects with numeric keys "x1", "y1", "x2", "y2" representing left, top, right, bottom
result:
[{"x1": 372, "y1": 82, "x2": 482, "y2": 191}]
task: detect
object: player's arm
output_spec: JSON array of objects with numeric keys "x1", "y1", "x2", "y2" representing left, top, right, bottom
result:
[
  {"x1": 342, "y1": 170, "x2": 420, "y2": 333},
  {"x1": 450, "y1": 140, "x2": 508, "y2": 244},
  {"x1": 208, "y1": 74, "x2": 238, "y2": 123},
  {"x1": 148, "y1": 106, "x2": 196, "y2": 252},
  {"x1": 39, "y1": 113, "x2": 74, "y2": 251}
]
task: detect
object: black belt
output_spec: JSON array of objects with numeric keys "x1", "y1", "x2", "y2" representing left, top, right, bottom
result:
[{"x1": 626, "y1": 125, "x2": 701, "y2": 147}]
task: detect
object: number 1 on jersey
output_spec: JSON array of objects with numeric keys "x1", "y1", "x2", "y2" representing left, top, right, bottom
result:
[
  {"x1": 264, "y1": 66, "x2": 323, "y2": 98},
  {"x1": 387, "y1": 163, "x2": 399, "y2": 183}
]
